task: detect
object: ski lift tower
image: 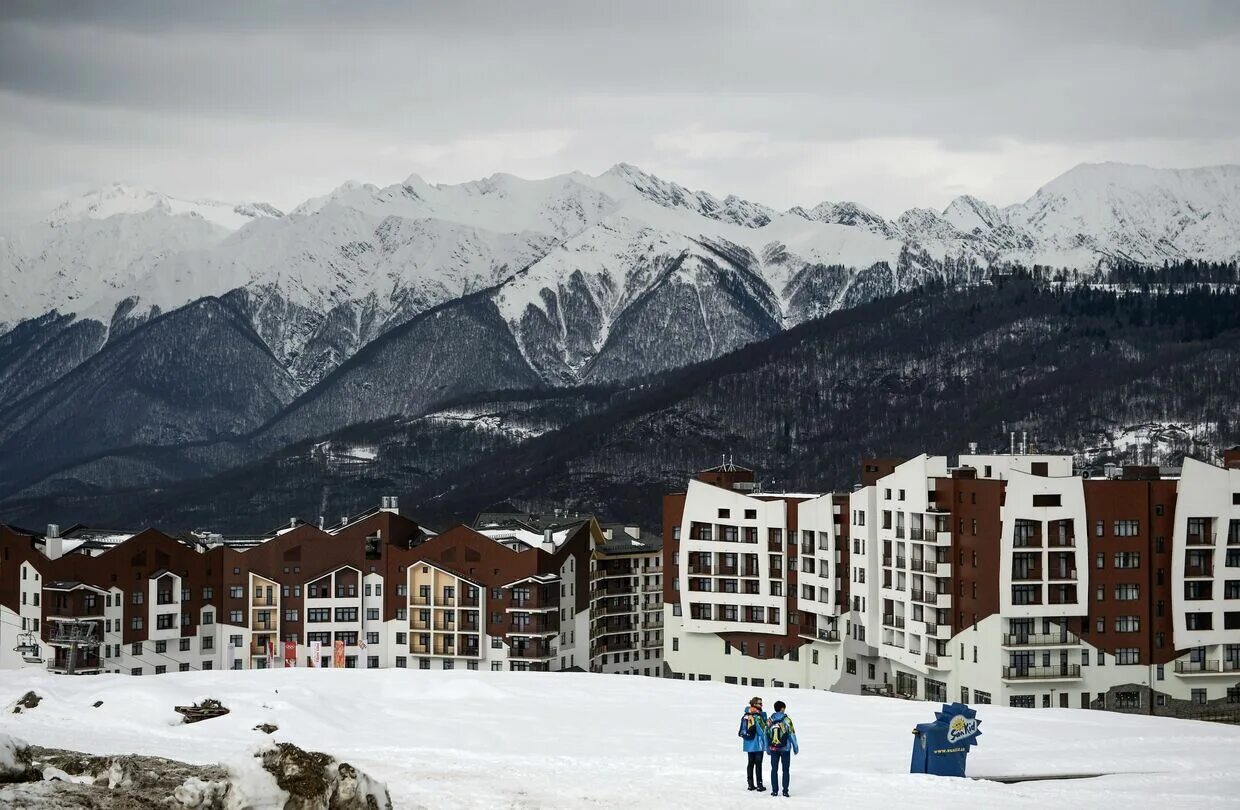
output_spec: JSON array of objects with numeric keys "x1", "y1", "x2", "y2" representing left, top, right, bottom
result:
[{"x1": 46, "y1": 617, "x2": 103, "y2": 674}]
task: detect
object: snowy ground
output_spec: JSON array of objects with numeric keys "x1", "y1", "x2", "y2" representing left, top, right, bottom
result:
[{"x1": 1, "y1": 669, "x2": 1238, "y2": 809}]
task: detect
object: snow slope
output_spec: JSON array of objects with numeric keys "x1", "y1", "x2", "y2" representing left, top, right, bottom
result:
[{"x1": 2, "y1": 668, "x2": 1238, "y2": 809}]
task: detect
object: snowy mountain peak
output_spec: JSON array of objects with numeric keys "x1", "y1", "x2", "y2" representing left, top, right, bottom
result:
[
  {"x1": 801, "y1": 200, "x2": 896, "y2": 238},
  {"x1": 943, "y1": 194, "x2": 1007, "y2": 234},
  {"x1": 46, "y1": 183, "x2": 283, "y2": 231},
  {"x1": 601, "y1": 163, "x2": 774, "y2": 228}
]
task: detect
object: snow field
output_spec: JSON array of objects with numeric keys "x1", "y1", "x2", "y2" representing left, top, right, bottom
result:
[{"x1": 2, "y1": 668, "x2": 1239, "y2": 809}]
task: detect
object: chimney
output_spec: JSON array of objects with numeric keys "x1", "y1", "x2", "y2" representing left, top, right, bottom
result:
[
  {"x1": 46, "y1": 523, "x2": 63, "y2": 560},
  {"x1": 289, "y1": 517, "x2": 296, "y2": 529},
  {"x1": 1010, "y1": 431, "x2": 1016, "y2": 455},
  {"x1": 318, "y1": 515, "x2": 325, "y2": 530},
  {"x1": 968, "y1": 442, "x2": 978, "y2": 455},
  {"x1": 380, "y1": 496, "x2": 399, "y2": 514},
  {"x1": 1022, "y1": 431, "x2": 1028, "y2": 454}
]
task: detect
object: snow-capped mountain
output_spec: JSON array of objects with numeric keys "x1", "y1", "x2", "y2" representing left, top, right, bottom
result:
[
  {"x1": 46, "y1": 182, "x2": 284, "y2": 230},
  {"x1": 2, "y1": 161, "x2": 1238, "y2": 398}
]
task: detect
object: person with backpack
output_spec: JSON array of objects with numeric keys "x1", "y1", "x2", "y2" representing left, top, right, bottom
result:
[
  {"x1": 766, "y1": 700, "x2": 799, "y2": 797},
  {"x1": 737, "y1": 696, "x2": 768, "y2": 792}
]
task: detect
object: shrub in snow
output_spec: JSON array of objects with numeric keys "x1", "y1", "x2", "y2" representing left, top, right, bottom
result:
[{"x1": 10, "y1": 691, "x2": 41, "y2": 714}]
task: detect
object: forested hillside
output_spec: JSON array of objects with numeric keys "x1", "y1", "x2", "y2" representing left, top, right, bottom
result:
[{"x1": 6, "y1": 271, "x2": 1236, "y2": 533}]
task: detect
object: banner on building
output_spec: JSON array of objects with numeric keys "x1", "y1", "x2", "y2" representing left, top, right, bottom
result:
[
  {"x1": 284, "y1": 641, "x2": 298, "y2": 667},
  {"x1": 311, "y1": 640, "x2": 322, "y2": 667},
  {"x1": 333, "y1": 639, "x2": 346, "y2": 668},
  {"x1": 267, "y1": 640, "x2": 276, "y2": 665}
]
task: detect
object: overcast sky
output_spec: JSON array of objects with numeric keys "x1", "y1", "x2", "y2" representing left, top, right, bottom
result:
[{"x1": 2, "y1": 1, "x2": 1239, "y2": 221}]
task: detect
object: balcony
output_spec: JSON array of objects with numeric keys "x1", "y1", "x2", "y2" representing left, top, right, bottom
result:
[
  {"x1": 768, "y1": 540, "x2": 783, "y2": 552},
  {"x1": 642, "y1": 636, "x2": 662, "y2": 649},
  {"x1": 1048, "y1": 534, "x2": 1076, "y2": 549},
  {"x1": 1186, "y1": 530, "x2": 1216, "y2": 547},
  {"x1": 642, "y1": 582, "x2": 661, "y2": 592},
  {"x1": 913, "y1": 559, "x2": 938, "y2": 574},
  {"x1": 935, "y1": 531, "x2": 953, "y2": 546},
  {"x1": 1046, "y1": 568, "x2": 1078, "y2": 582},
  {"x1": 595, "y1": 619, "x2": 635, "y2": 636},
  {"x1": 925, "y1": 652, "x2": 949, "y2": 668},
  {"x1": 460, "y1": 594, "x2": 480, "y2": 608},
  {"x1": 642, "y1": 564, "x2": 664, "y2": 574},
  {"x1": 593, "y1": 581, "x2": 631, "y2": 597},
  {"x1": 509, "y1": 642, "x2": 557, "y2": 660},
  {"x1": 740, "y1": 566, "x2": 760, "y2": 578},
  {"x1": 1184, "y1": 561, "x2": 1214, "y2": 578},
  {"x1": 895, "y1": 527, "x2": 906, "y2": 539},
  {"x1": 910, "y1": 589, "x2": 935, "y2": 606},
  {"x1": 895, "y1": 556, "x2": 907, "y2": 568},
  {"x1": 687, "y1": 564, "x2": 712, "y2": 575},
  {"x1": 251, "y1": 621, "x2": 277, "y2": 632},
  {"x1": 1012, "y1": 569, "x2": 1043, "y2": 582},
  {"x1": 597, "y1": 564, "x2": 635, "y2": 579},
  {"x1": 592, "y1": 638, "x2": 635, "y2": 655},
  {"x1": 882, "y1": 614, "x2": 906, "y2": 629},
  {"x1": 643, "y1": 617, "x2": 664, "y2": 630},
  {"x1": 1175, "y1": 659, "x2": 1224, "y2": 675},
  {"x1": 597, "y1": 600, "x2": 635, "y2": 616},
  {"x1": 882, "y1": 556, "x2": 893, "y2": 567},
  {"x1": 1002, "y1": 665, "x2": 1082, "y2": 681},
  {"x1": 251, "y1": 596, "x2": 277, "y2": 607},
  {"x1": 1002, "y1": 632, "x2": 1080, "y2": 647}
]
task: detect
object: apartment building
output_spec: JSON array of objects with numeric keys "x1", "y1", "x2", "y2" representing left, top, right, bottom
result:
[
  {"x1": 472, "y1": 509, "x2": 664, "y2": 676},
  {"x1": 662, "y1": 461, "x2": 856, "y2": 689},
  {"x1": 0, "y1": 499, "x2": 604, "y2": 676},
  {"x1": 665, "y1": 450, "x2": 1240, "y2": 716}
]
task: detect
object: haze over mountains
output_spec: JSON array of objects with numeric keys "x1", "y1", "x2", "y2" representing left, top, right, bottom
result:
[{"x1": 0, "y1": 161, "x2": 1238, "y2": 529}]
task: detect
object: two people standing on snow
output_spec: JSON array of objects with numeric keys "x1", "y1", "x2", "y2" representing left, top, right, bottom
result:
[{"x1": 738, "y1": 696, "x2": 799, "y2": 796}]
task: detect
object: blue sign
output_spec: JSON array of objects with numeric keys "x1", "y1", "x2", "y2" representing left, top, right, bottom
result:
[{"x1": 909, "y1": 702, "x2": 982, "y2": 777}]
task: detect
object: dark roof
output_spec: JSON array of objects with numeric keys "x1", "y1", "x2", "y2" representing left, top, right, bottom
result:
[{"x1": 472, "y1": 511, "x2": 593, "y2": 533}]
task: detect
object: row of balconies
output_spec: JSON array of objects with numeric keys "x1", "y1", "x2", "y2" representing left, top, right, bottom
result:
[
  {"x1": 1002, "y1": 664, "x2": 1082, "y2": 681},
  {"x1": 1175, "y1": 659, "x2": 1240, "y2": 674}
]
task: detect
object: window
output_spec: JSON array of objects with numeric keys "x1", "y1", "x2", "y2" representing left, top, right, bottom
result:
[
  {"x1": 1115, "y1": 584, "x2": 1140, "y2": 601},
  {"x1": 229, "y1": 586, "x2": 243, "y2": 599},
  {"x1": 308, "y1": 608, "x2": 330, "y2": 623},
  {"x1": 1191, "y1": 689, "x2": 1207, "y2": 706},
  {"x1": 132, "y1": 591, "x2": 144, "y2": 604},
  {"x1": 718, "y1": 508, "x2": 730, "y2": 518},
  {"x1": 744, "y1": 509, "x2": 757, "y2": 520},
  {"x1": 228, "y1": 610, "x2": 243, "y2": 624},
  {"x1": 1032, "y1": 494, "x2": 1061, "y2": 507},
  {"x1": 131, "y1": 642, "x2": 143, "y2": 656},
  {"x1": 1114, "y1": 552, "x2": 1140, "y2": 569},
  {"x1": 230, "y1": 635, "x2": 243, "y2": 647},
  {"x1": 1114, "y1": 520, "x2": 1139, "y2": 537},
  {"x1": 202, "y1": 611, "x2": 214, "y2": 625},
  {"x1": 179, "y1": 638, "x2": 191, "y2": 652},
  {"x1": 1116, "y1": 648, "x2": 1140, "y2": 665},
  {"x1": 131, "y1": 668, "x2": 143, "y2": 676},
  {"x1": 335, "y1": 607, "x2": 358, "y2": 622},
  {"x1": 201, "y1": 636, "x2": 214, "y2": 650},
  {"x1": 1009, "y1": 695, "x2": 1035, "y2": 708},
  {"x1": 156, "y1": 613, "x2": 175, "y2": 630}
]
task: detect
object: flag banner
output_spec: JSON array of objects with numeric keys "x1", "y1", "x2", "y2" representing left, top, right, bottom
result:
[
  {"x1": 311, "y1": 640, "x2": 322, "y2": 667},
  {"x1": 267, "y1": 640, "x2": 276, "y2": 663},
  {"x1": 333, "y1": 639, "x2": 346, "y2": 668},
  {"x1": 284, "y1": 641, "x2": 297, "y2": 667}
]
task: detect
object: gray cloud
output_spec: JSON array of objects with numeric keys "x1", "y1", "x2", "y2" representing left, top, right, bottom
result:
[{"x1": 2, "y1": 1, "x2": 1238, "y2": 219}]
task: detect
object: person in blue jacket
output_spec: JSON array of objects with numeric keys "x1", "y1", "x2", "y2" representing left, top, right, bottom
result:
[
  {"x1": 738, "y1": 696, "x2": 768, "y2": 791},
  {"x1": 767, "y1": 700, "x2": 799, "y2": 797}
]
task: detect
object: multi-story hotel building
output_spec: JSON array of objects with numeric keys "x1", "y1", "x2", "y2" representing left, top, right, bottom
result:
[
  {"x1": 662, "y1": 461, "x2": 856, "y2": 690},
  {"x1": 0, "y1": 500, "x2": 663, "y2": 679},
  {"x1": 665, "y1": 450, "x2": 1240, "y2": 716},
  {"x1": 472, "y1": 509, "x2": 664, "y2": 676},
  {"x1": 0, "y1": 501, "x2": 601, "y2": 675}
]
